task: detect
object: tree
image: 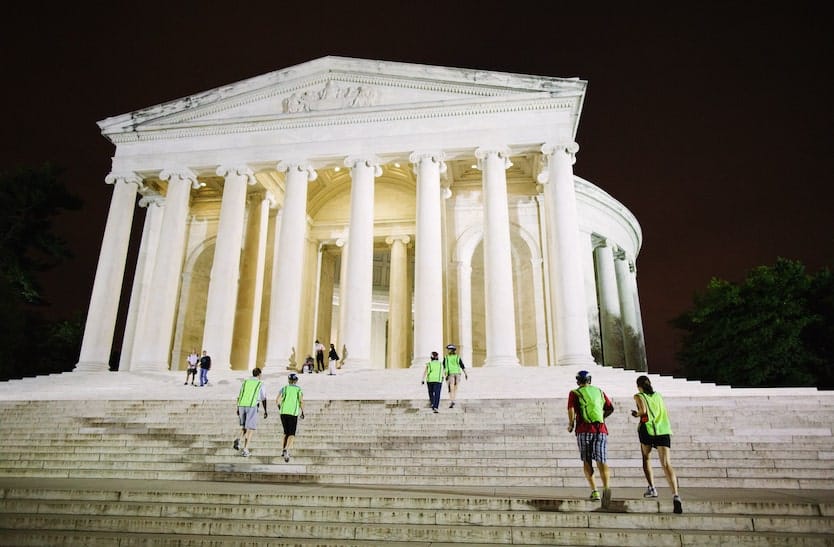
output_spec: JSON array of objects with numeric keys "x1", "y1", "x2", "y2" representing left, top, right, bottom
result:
[
  {"x1": 0, "y1": 163, "x2": 81, "y2": 303},
  {"x1": 673, "y1": 258, "x2": 832, "y2": 388},
  {"x1": 0, "y1": 164, "x2": 83, "y2": 380}
]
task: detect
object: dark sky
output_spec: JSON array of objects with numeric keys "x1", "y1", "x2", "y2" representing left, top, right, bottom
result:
[{"x1": 2, "y1": 3, "x2": 832, "y2": 374}]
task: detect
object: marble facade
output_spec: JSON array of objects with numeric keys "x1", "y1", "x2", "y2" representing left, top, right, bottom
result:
[{"x1": 76, "y1": 57, "x2": 646, "y2": 373}]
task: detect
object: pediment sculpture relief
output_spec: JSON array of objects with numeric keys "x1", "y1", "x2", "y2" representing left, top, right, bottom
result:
[{"x1": 282, "y1": 80, "x2": 378, "y2": 113}]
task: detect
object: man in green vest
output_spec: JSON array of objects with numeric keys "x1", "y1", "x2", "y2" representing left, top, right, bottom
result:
[
  {"x1": 443, "y1": 344, "x2": 468, "y2": 409},
  {"x1": 277, "y1": 373, "x2": 305, "y2": 462},
  {"x1": 567, "y1": 370, "x2": 614, "y2": 508},
  {"x1": 233, "y1": 368, "x2": 267, "y2": 457}
]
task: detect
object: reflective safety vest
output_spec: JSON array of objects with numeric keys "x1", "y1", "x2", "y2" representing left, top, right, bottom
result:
[
  {"x1": 280, "y1": 385, "x2": 302, "y2": 416},
  {"x1": 572, "y1": 385, "x2": 605, "y2": 423},
  {"x1": 445, "y1": 354, "x2": 462, "y2": 374},
  {"x1": 638, "y1": 392, "x2": 672, "y2": 436},
  {"x1": 426, "y1": 360, "x2": 443, "y2": 383},
  {"x1": 237, "y1": 379, "x2": 262, "y2": 407}
]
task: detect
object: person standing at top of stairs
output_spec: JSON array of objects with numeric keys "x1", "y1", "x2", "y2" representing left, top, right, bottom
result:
[
  {"x1": 632, "y1": 375, "x2": 683, "y2": 514},
  {"x1": 198, "y1": 351, "x2": 211, "y2": 386},
  {"x1": 568, "y1": 370, "x2": 614, "y2": 508}
]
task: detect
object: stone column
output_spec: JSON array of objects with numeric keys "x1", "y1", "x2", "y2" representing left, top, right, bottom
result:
[
  {"x1": 341, "y1": 156, "x2": 381, "y2": 369},
  {"x1": 119, "y1": 192, "x2": 164, "y2": 372},
  {"x1": 316, "y1": 248, "x2": 336, "y2": 351},
  {"x1": 234, "y1": 192, "x2": 274, "y2": 369},
  {"x1": 539, "y1": 143, "x2": 594, "y2": 367},
  {"x1": 455, "y1": 261, "x2": 474, "y2": 367},
  {"x1": 386, "y1": 235, "x2": 410, "y2": 368},
  {"x1": 76, "y1": 172, "x2": 142, "y2": 372},
  {"x1": 264, "y1": 161, "x2": 317, "y2": 369},
  {"x1": 530, "y1": 257, "x2": 549, "y2": 367},
  {"x1": 615, "y1": 248, "x2": 646, "y2": 371},
  {"x1": 476, "y1": 147, "x2": 520, "y2": 367},
  {"x1": 132, "y1": 168, "x2": 198, "y2": 371},
  {"x1": 202, "y1": 165, "x2": 255, "y2": 371},
  {"x1": 336, "y1": 236, "x2": 349, "y2": 353},
  {"x1": 580, "y1": 231, "x2": 602, "y2": 363},
  {"x1": 593, "y1": 236, "x2": 623, "y2": 368},
  {"x1": 409, "y1": 152, "x2": 445, "y2": 367}
]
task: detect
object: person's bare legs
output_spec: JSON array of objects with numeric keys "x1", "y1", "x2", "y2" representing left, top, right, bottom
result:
[
  {"x1": 583, "y1": 461, "x2": 597, "y2": 492},
  {"x1": 241, "y1": 428, "x2": 254, "y2": 450},
  {"x1": 657, "y1": 446, "x2": 679, "y2": 495},
  {"x1": 598, "y1": 461, "x2": 610, "y2": 489},
  {"x1": 448, "y1": 380, "x2": 458, "y2": 406},
  {"x1": 641, "y1": 443, "x2": 655, "y2": 487}
]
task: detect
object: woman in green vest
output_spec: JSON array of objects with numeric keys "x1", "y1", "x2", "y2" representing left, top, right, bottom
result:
[
  {"x1": 632, "y1": 375, "x2": 682, "y2": 513},
  {"x1": 277, "y1": 373, "x2": 305, "y2": 462}
]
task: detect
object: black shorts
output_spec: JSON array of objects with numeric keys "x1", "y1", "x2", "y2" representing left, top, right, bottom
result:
[
  {"x1": 281, "y1": 414, "x2": 299, "y2": 436},
  {"x1": 638, "y1": 423, "x2": 671, "y2": 448}
]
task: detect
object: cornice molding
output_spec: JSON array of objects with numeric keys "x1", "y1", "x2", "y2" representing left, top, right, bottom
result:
[{"x1": 105, "y1": 96, "x2": 580, "y2": 144}]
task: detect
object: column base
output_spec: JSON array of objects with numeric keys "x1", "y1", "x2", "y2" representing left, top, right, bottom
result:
[
  {"x1": 483, "y1": 355, "x2": 520, "y2": 367},
  {"x1": 73, "y1": 361, "x2": 110, "y2": 373},
  {"x1": 555, "y1": 354, "x2": 597, "y2": 368},
  {"x1": 343, "y1": 358, "x2": 372, "y2": 370}
]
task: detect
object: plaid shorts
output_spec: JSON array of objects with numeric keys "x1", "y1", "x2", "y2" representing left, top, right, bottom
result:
[{"x1": 576, "y1": 432, "x2": 608, "y2": 464}]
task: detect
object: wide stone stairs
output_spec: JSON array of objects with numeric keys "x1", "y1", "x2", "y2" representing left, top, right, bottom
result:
[{"x1": 1, "y1": 390, "x2": 833, "y2": 545}]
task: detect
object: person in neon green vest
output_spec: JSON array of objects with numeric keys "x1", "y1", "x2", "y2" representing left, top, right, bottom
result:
[
  {"x1": 422, "y1": 351, "x2": 444, "y2": 413},
  {"x1": 276, "y1": 373, "x2": 305, "y2": 462},
  {"x1": 632, "y1": 375, "x2": 682, "y2": 514},
  {"x1": 233, "y1": 368, "x2": 267, "y2": 457},
  {"x1": 443, "y1": 344, "x2": 468, "y2": 409},
  {"x1": 567, "y1": 370, "x2": 614, "y2": 507}
]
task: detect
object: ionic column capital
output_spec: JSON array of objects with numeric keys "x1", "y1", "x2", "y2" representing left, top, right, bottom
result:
[
  {"x1": 216, "y1": 164, "x2": 256, "y2": 185},
  {"x1": 385, "y1": 235, "x2": 411, "y2": 246},
  {"x1": 104, "y1": 171, "x2": 143, "y2": 191},
  {"x1": 138, "y1": 192, "x2": 164, "y2": 209},
  {"x1": 344, "y1": 155, "x2": 383, "y2": 177},
  {"x1": 537, "y1": 142, "x2": 579, "y2": 183},
  {"x1": 591, "y1": 234, "x2": 610, "y2": 249},
  {"x1": 159, "y1": 167, "x2": 200, "y2": 189},
  {"x1": 409, "y1": 151, "x2": 447, "y2": 174},
  {"x1": 474, "y1": 147, "x2": 512, "y2": 171},
  {"x1": 277, "y1": 160, "x2": 318, "y2": 182}
]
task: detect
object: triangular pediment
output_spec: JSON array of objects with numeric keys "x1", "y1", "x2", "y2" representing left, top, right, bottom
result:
[{"x1": 98, "y1": 56, "x2": 586, "y2": 138}]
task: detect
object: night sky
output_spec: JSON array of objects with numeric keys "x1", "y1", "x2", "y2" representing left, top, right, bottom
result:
[{"x1": 2, "y1": 3, "x2": 832, "y2": 375}]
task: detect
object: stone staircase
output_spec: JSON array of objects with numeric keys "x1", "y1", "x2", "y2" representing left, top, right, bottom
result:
[{"x1": 0, "y1": 371, "x2": 833, "y2": 544}]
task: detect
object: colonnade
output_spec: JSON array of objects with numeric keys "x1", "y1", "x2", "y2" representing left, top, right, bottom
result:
[{"x1": 76, "y1": 142, "x2": 644, "y2": 374}]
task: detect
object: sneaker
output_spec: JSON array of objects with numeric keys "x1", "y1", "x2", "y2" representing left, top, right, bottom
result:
[
  {"x1": 643, "y1": 486, "x2": 658, "y2": 498},
  {"x1": 432, "y1": 408, "x2": 438, "y2": 413},
  {"x1": 673, "y1": 495, "x2": 683, "y2": 514},
  {"x1": 233, "y1": 439, "x2": 240, "y2": 451},
  {"x1": 601, "y1": 487, "x2": 612, "y2": 508},
  {"x1": 241, "y1": 449, "x2": 250, "y2": 457},
  {"x1": 283, "y1": 450, "x2": 290, "y2": 463},
  {"x1": 449, "y1": 402, "x2": 455, "y2": 408},
  {"x1": 590, "y1": 490, "x2": 601, "y2": 501},
  {"x1": 183, "y1": 382, "x2": 187, "y2": 385}
]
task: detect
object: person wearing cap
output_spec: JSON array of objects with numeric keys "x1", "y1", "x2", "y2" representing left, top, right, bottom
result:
[
  {"x1": 443, "y1": 344, "x2": 467, "y2": 408},
  {"x1": 422, "y1": 351, "x2": 444, "y2": 413},
  {"x1": 276, "y1": 373, "x2": 305, "y2": 462},
  {"x1": 233, "y1": 367, "x2": 267, "y2": 457},
  {"x1": 567, "y1": 370, "x2": 614, "y2": 507}
]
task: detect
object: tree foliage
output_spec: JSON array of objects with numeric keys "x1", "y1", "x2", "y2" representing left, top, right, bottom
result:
[
  {"x1": 0, "y1": 164, "x2": 83, "y2": 381},
  {"x1": 673, "y1": 258, "x2": 833, "y2": 388},
  {"x1": 0, "y1": 163, "x2": 81, "y2": 303}
]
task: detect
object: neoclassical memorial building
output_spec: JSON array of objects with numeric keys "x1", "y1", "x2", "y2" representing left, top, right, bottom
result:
[{"x1": 76, "y1": 56, "x2": 646, "y2": 374}]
